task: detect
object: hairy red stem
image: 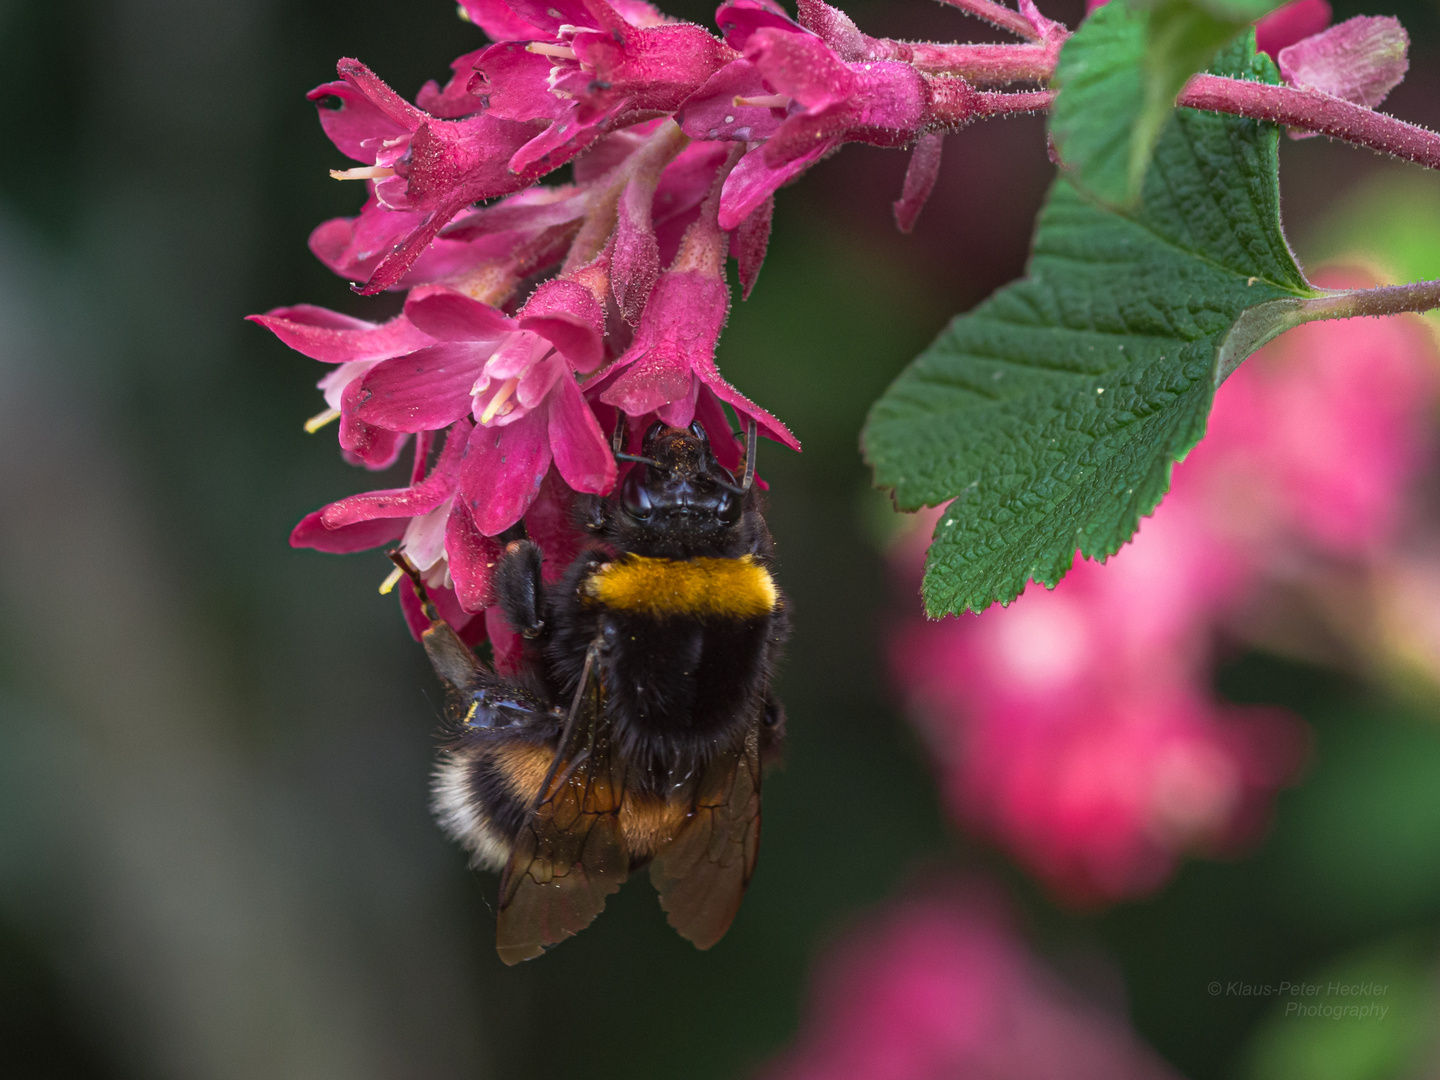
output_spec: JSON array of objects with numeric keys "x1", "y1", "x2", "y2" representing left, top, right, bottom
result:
[
  {"x1": 1178, "y1": 74, "x2": 1440, "y2": 172},
  {"x1": 874, "y1": 39, "x2": 1065, "y2": 85},
  {"x1": 936, "y1": 0, "x2": 1041, "y2": 40}
]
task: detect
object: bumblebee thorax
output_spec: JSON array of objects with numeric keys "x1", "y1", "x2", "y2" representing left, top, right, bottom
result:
[{"x1": 580, "y1": 553, "x2": 778, "y2": 620}]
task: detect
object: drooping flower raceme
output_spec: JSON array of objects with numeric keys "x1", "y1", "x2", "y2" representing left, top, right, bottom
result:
[
  {"x1": 887, "y1": 271, "x2": 1440, "y2": 903},
  {"x1": 252, "y1": 0, "x2": 1060, "y2": 641},
  {"x1": 759, "y1": 885, "x2": 1184, "y2": 1080}
]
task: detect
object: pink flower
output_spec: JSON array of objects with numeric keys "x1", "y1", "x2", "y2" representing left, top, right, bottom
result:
[
  {"x1": 290, "y1": 424, "x2": 499, "y2": 643},
  {"x1": 1255, "y1": 0, "x2": 1333, "y2": 59},
  {"x1": 247, "y1": 304, "x2": 435, "y2": 469},
  {"x1": 887, "y1": 272, "x2": 1440, "y2": 903},
  {"x1": 760, "y1": 887, "x2": 1183, "y2": 1080},
  {"x1": 1278, "y1": 15, "x2": 1409, "y2": 109},
  {"x1": 473, "y1": 0, "x2": 735, "y2": 174},
  {"x1": 591, "y1": 166, "x2": 799, "y2": 451},
  {"x1": 677, "y1": 14, "x2": 971, "y2": 228},
  {"x1": 352, "y1": 278, "x2": 615, "y2": 533},
  {"x1": 310, "y1": 59, "x2": 553, "y2": 293}
]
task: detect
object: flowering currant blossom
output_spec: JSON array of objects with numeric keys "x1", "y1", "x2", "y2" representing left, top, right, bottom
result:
[
  {"x1": 760, "y1": 887, "x2": 1183, "y2": 1080},
  {"x1": 254, "y1": 0, "x2": 1078, "y2": 640},
  {"x1": 887, "y1": 273, "x2": 1440, "y2": 903}
]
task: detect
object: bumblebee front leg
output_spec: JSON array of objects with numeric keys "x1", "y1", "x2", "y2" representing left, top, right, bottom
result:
[{"x1": 494, "y1": 540, "x2": 546, "y2": 639}]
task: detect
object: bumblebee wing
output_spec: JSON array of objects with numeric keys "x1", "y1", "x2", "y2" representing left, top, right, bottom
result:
[
  {"x1": 495, "y1": 641, "x2": 629, "y2": 965},
  {"x1": 649, "y1": 720, "x2": 762, "y2": 950}
]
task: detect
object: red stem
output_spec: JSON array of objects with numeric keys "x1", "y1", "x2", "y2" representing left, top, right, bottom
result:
[
  {"x1": 935, "y1": 0, "x2": 1040, "y2": 40},
  {"x1": 874, "y1": 38, "x2": 1065, "y2": 85},
  {"x1": 1178, "y1": 74, "x2": 1440, "y2": 172}
]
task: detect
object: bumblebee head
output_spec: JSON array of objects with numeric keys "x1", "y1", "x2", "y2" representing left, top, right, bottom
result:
[{"x1": 610, "y1": 421, "x2": 747, "y2": 556}]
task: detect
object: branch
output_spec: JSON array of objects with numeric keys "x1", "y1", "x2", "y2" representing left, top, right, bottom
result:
[
  {"x1": 875, "y1": 39, "x2": 1065, "y2": 85},
  {"x1": 936, "y1": 0, "x2": 1042, "y2": 40},
  {"x1": 1179, "y1": 74, "x2": 1440, "y2": 173}
]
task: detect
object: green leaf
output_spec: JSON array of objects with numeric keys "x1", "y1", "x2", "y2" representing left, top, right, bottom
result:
[
  {"x1": 864, "y1": 39, "x2": 1318, "y2": 616},
  {"x1": 1051, "y1": 0, "x2": 1278, "y2": 207}
]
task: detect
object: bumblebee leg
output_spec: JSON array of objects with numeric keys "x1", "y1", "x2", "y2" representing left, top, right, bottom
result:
[
  {"x1": 388, "y1": 550, "x2": 485, "y2": 691},
  {"x1": 494, "y1": 540, "x2": 546, "y2": 638}
]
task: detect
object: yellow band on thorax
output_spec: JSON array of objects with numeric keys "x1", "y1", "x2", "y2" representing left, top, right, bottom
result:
[{"x1": 583, "y1": 554, "x2": 778, "y2": 619}]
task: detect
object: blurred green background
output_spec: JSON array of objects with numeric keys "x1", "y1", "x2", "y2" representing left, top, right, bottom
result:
[{"x1": 4, "y1": 0, "x2": 1440, "y2": 1077}]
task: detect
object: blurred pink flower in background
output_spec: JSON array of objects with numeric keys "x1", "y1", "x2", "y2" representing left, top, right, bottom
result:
[
  {"x1": 888, "y1": 271, "x2": 1440, "y2": 903},
  {"x1": 758, "y1": 887, "x2": 1181, "y2": 1080}
]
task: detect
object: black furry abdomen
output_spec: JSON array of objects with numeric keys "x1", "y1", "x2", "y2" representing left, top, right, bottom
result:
[{"x1": 599, "y1": 608, "x2": 771, "y2": 765}]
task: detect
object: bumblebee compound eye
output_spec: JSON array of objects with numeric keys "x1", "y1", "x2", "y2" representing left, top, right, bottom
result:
[
  {"x1": 688, "y1": 420, "x2": 710, "y2": 447},
  {"x1": 621, "y1": 466, "x2": 653, "y2": 520},
  {"x1": 715, "y1": 488, "x2": 741, "y2": 526}
]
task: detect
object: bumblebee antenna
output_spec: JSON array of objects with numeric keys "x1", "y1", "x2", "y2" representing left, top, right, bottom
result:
[
  {"x1": 713, "y1": 419, "x2": 759, "y2": 495},
  {"x1": 387, "y1": 549, "x2": 441, "y2": 624},
  {"x1": 738, "y1": 418, "x2": 758, "y2": 493},
  {"x1": 611, "y1": 410, "x2": 665, "y2": 468},
  {"x1": 615, "y1": 452, "x2": 664, "y2": 467}
]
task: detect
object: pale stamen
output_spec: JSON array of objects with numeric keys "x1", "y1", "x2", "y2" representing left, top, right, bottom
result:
[
  {"x1": 733, "y1": 94, "x2": 792, "y2": 109},
  {"x1": 303, "y1": 407, "x2": 341, "y2": 433},
  {"x1": 527, "y1": 42, "x2": 577, "y2": 60},
  {"x1": 378, "y1": 565, "x2": 405, "y2": 595},
  {"x1": 330, "y1": 165, "x2": 396, "y2": 181},
  {"x1": 479, "y1": 377, "x2": 520, "y2": 424}
]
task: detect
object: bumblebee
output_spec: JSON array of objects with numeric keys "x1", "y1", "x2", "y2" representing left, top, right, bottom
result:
[{"x1": 396, "y1": 420, "x2": 788, "y2": 964}]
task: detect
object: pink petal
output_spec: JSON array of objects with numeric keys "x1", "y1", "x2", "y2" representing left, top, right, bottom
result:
[
  {"x1": 515, "y1": 351, "x2": 568, "y2": 411},
  {"x1": 796, "y1": 0, "x2": 871, "y2": 60},
  {"x1": 441, "y1": 185, "x2": 589, "y2": 239},
  {"x1": 519, "y1": 277, "x2": 607, "y2": 371},
  {"x1": 248, "y1": 306, "x2": 434, "y2": 363},
  {"x1": 597, "y1": 269, "x2": 726, "y2": 415},
  {"x1": 505, "y1": 0, "x2": 598, "y2": 33},
  {"x1": 334, "y1": 58, "x2": 429, "y2": 131},
  {"x1": 459, "y1": 0, "x2": 549, "y2": 40},
  {"x1": 714, "y1": 0, "x2": 800, "y2": 51},
  {"x1": 308, "y1": 196, "x2": 420, "y2": 283},
  {"x1": 320, "y1": 421, "x2": 470, "y2": 527},
  {"x1": 399, "y1": 577, "x2": 486, "y2": 645},
  {"x1": 339, "y1": 378, "x2": 411, "y2": 468},
  {"x1": 697, "y1": 369, "x2": 799, "y2": 451},
  {"x1": 1256, "y1": 0, "x2": 1332, "y2": 59},
  {"x1": 446, "y1": 496, "x2": 504, "y2": 611},
  {"x1": 486, "y1": 605, "x2": 524, "y2": 674},
  {"x1": 612, "y1": 170, "x2": 663, "y2": 325},
  {"x1": 291, "y1": 509, "x2": 407, "y2": 553},
  {"x1": 403, "y1": 285, "x2": 517, "y2": 342},
  {"x1": 733, "y1": 192, "x2": 774, "y2": 299},
  {"x1": 693, "y1": 386, "x2": 743, "y2": 473},
  {"x1": 307, "y1": 77, "x2": 414, "y2": 163},
  {"x1": 354, "y1": 344, "x2": 485, "y2": 431},
  {"x1": 460, "y1": 411, "x2": 554, "y2": 534},
  {"x1": 745, "y1": 27, "x2": 854, "y2": 111},
  {"x1": 473, "y1": 42, "x2": 571, "y2": 122},
  {"x1": 676, "y1": 61, "x2": 786, "y2": 144},
  {"x1": 507, "y1": 104, "x2": 610, "y2": 176},
  {"x1": 655, "y1": 375, "x2": 700, "y2": 427},
  {"x1": 893, "y1": 132, "x2": 944, "y2": 235},
  {"x1": 718, "y1": 139, "x2": 832, "y2": 230},
  {"x1": 524, "y1": 468, "x2": 587, "y2": 581},
  {"x1": 548, "y1": 374, "x2": 618, "y2": 494},
  {"x1": 1278, "y1": 15, "x2": 1408, "y2": 108}
]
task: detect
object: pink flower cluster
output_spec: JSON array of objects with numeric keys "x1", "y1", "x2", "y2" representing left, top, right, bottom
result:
[
  {"x1": 759, "y1": 885, "x2": 1181, "y2": 1080},
  {"x1": 889, "y1": 272, "x2": 1440, "y2": 903},
  {"x1": 250, "y1": 0, "x2": 1061, "y2": 643}
]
